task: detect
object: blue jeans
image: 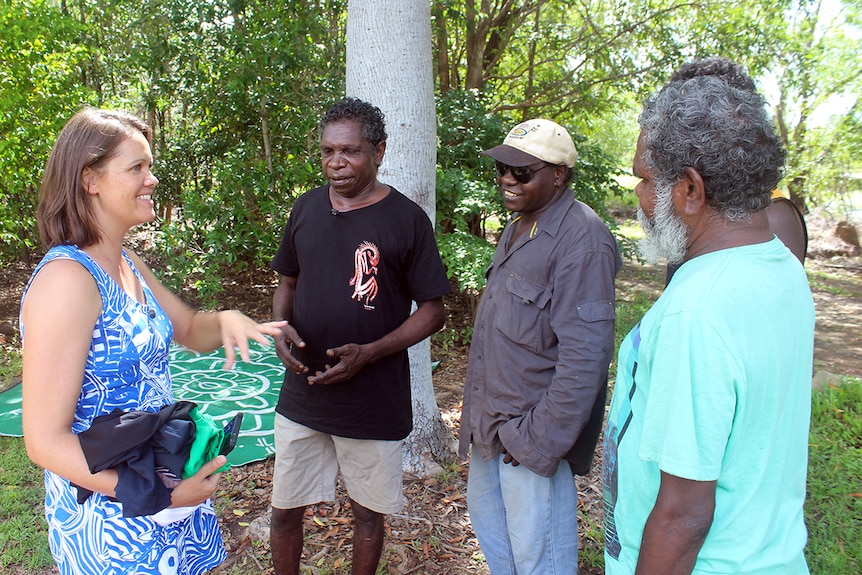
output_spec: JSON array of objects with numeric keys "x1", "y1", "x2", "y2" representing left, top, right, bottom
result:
[{"x1": 467, "y1": 452, "x2": 579, "y2": 575}]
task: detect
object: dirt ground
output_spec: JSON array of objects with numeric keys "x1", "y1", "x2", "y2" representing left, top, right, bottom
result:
[{"x1": 1, "y1": 211, "x2": 860, "y2": 574}]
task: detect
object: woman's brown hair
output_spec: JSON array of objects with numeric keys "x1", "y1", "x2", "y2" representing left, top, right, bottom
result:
[{"x1": 37, "y1": 108, "x2": 152, "y2": 249}]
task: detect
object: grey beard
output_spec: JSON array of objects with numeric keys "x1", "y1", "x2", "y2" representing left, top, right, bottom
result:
[{"x1": 637, "y1": 185, "x2": 689, "y2": 265}]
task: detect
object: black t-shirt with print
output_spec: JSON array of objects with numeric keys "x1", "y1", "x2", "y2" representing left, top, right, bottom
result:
[{"x1": 271, "y1": 185, "x2": 451, "y2": 440}]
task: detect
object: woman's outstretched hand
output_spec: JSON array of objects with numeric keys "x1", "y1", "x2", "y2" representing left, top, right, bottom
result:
[{"x1": 217, "y1": 312, "x2": 287, "y2": 370}]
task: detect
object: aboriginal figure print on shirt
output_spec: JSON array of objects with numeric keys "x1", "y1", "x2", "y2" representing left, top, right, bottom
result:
[
  {"x1": 350, "y1": 241, "x2": 380, "y2": 310},
  {"x1": 603, "y1": 320, "x2": 642, "y2": 560}
]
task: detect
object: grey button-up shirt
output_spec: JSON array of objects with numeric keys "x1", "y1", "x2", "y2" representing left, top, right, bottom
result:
[{"x1": 459, "y1": 190, "x2": 621, "y2": 477}]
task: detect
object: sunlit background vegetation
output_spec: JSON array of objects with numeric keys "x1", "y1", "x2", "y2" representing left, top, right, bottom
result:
[{"x1": 1, "y1": 0, "x2": 860, "y2": 306}]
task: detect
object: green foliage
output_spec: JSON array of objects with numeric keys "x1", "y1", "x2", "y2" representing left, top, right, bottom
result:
[
  {"x1": 613, "y1": 289, "x2": 655, "y2": 362},
  {"x1": 154, "y1": 152, "x2": 302, "y2": 305},
  {"x1": 441, "y1": 0, "x2": 790, "y2": 122},
  {"x1": 433, "y1": 89, "x2": 505, "y2": 303},
  {"x1": 139, "y1": 0, "x2": 345, "y2": 303},
  {"x1": 435, "y1": 89, "x2": 507, "y2": 234},
  {"x1": 437, "y1": 229, "x2": 496, "y2": 295},
  {"x1": 578, "y1": 508, "x2": 605, "y2": 569},
  {"x1": 803, "y1": 107, "x2": 862, "y2": 210},
  {"x1": 570, "y1": 136, "x2": 641, "y2": 261},
  {"x1": 569, "y1": 134, "x2": 627, "y2": 222},
  {"x1": 608, "y1": 256, "x2": 664, "y2": 375},
  {"x1": 0, "y1": 437, "x2": 53, "y2": 572},
  {"x1": 0, "y1": 0, "x2": 94, "y2": 262},
  {"x1": 436, "y1": 168, "x2": 502, "y2": 234},
  {"x1": 678, "y1": 0, "x2": 792, "y2": 74},
  {"x1": 0, "y1": 0, "x2": 348, "y2": 303},
  {"x1": 432, "y1": 324, "x2": 474, "y2": 357},
  {"x1": 805, "y1": 378, "x2": 862, "y2": 574},
  {"x1": 771, "y1": 0, "x2": 862, "y2": 207},
  {"x1": 581, "y1": 90, "x2": 640, "y2": 168},
  {"x1": 2, "y1": 0, "x2": 858, "y2": 280}
]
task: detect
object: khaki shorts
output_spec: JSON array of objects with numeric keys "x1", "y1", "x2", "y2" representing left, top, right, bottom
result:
[{"x1": 271, "y1": 414, "x2": 404, "y2": 514}]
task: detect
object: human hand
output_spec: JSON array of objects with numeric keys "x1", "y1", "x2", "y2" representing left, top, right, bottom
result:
[
  {"x1": 500, "y1": 446, "x2": 520, "y2": 467},
  {"x1": 218, "y1": 311, "x2": 287, "y2": 370},
  {"x1": 273, "y1": 322, "x2": 308, "y2": 375},
  {"x1": 169, "y1": 455, "x2": 225, "y2": 508},
  {"x1": 306, "y1": 343, "x2": 370, "y2": 385}
]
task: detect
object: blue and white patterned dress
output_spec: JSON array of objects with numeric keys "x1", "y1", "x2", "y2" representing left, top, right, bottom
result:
[{"x1": 21, "y1": 245, "x2": 226, "y2": 575}]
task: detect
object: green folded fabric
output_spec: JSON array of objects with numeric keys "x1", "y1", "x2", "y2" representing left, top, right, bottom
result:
[{"x1": 182, "y1": 406, "x2": 229, "y2": 478}]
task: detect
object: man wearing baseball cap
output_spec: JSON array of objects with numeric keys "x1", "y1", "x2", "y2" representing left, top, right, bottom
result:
[{"x1": 459, "y1": 119, "x2": 621, "y2": 574}]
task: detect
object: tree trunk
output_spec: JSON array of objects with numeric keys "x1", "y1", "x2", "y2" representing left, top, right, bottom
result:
[
  {"x1": 464, "y1": 0, "x2": 489, "y2": 90},
  {"x1": 346, "y1": 0, "x2": 455, "y2": 477},
  {"x1": 432, "y1": 1, "x2": 452, "y2": 93}
]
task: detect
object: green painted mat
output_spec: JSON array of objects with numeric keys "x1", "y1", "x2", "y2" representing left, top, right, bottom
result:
[{"x1": 0, "y1": 341, "x2": 284, "y2": 467}]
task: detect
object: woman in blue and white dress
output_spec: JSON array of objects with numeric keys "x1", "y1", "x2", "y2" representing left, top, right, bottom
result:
[{"x1": 19, "y1": 108, "x2": 285, "y2": 575}]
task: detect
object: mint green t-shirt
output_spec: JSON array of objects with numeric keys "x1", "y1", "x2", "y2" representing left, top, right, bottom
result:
[{"x1": 604, "y1": 238, "x2": 814, "y2": 574}]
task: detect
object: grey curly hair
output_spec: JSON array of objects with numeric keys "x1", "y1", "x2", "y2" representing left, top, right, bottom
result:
[
  {"x1": 669, "y1": 57, "x2": 757, "y2": 93},
  {"x1": 639, "y1": 71, "x2": 786, "y2": 221}
]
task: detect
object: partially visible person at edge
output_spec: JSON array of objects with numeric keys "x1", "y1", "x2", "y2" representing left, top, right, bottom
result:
[
  {"x1": 603, "y1": 59, "x2": 815, "y2": 574},
  {"x1": 459, "y1": 118, "x2": 621, "y2": 574},
  {"x1": 268, "y1": 97, "x2": 451, "y2": 575},
  {"x1": 768, "y1": 188, "x2": 808, "y2": 264},
  {"x1": 19, "y1": 107, "x2": 286, "y2": 575},
  {"x1": 665, "y1": 57, "x2": 808, "y2": 284}
]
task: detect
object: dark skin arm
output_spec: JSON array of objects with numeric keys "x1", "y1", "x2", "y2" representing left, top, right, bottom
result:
[
  {"x1": 271, "y1": 275, "x2": 308, "y2": 375},
  {"x1": 272, "y1": 273, "x2": 445, "y2": 384},
  {"x1": 307, "y1": 297, "x2": 445, "y2": 385},
  {"x1": 767, "y1": 198, "x2": 807, "y2": 264},
  {"x1": 635, "y1": 472, "x2": 716, "y2": 575}
]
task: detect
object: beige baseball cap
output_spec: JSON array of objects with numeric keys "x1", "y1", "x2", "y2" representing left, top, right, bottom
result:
[{"x1": 482, "y1": 119, "x2": 578, "y2": 168}]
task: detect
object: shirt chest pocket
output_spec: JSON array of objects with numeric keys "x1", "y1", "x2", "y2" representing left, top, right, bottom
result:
[{"x1": 496, "y1": 274, "x2": 552, "y2": 352}]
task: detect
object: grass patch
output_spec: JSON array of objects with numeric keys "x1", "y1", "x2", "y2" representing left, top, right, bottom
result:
[
  {"x1": 806, "y1": 270, "x2": 862, "y2": 297},
  {"x1": 578, "y1": 508, "x2": 605, "y2": 568},
  {"x1": 805, "y1": 378, "x2": 862, "y2": 574},
  {"x1": 0, "y1": 436, "x2": 53, "y2": 573},
  {"x1": 0, "y1": 342, "x2": 21, "y2": 393}
]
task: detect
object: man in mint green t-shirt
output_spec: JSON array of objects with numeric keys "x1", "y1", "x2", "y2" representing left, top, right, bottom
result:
[{"x1": 603, "y1": 57, "x2": 814, "y2": 575}]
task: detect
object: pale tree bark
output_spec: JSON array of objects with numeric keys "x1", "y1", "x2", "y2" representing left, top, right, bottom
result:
[{"x1": 346, "y1": 0, "x2": 456, "y2": 477}]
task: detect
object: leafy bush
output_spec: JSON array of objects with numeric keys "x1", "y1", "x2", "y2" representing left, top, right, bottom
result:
[
  {"x1": 805, "y1": 379, "x2": 862, "y2": 574},
  {"x1": 0, "y1": 0, "x2": 94, "y2": 262},
  {"x1": 437, "y1": 229, "x2": 496, "y2": 293},
  {"x1": 154, "y1": 149, "x2": 311, "y2": 305},
  {"x1": 435, "y1": 89, "x2": 507, "y2": 236}
]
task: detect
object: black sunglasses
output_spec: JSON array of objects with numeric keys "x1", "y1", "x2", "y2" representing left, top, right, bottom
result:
[{"x1": 494, "y1": 161, "x2": 552, "y2": 184}]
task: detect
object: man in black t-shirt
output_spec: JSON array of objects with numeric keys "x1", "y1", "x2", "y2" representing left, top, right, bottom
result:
[{"x1": 268, "y1": 98, "x2": 451, "y2": 575}]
